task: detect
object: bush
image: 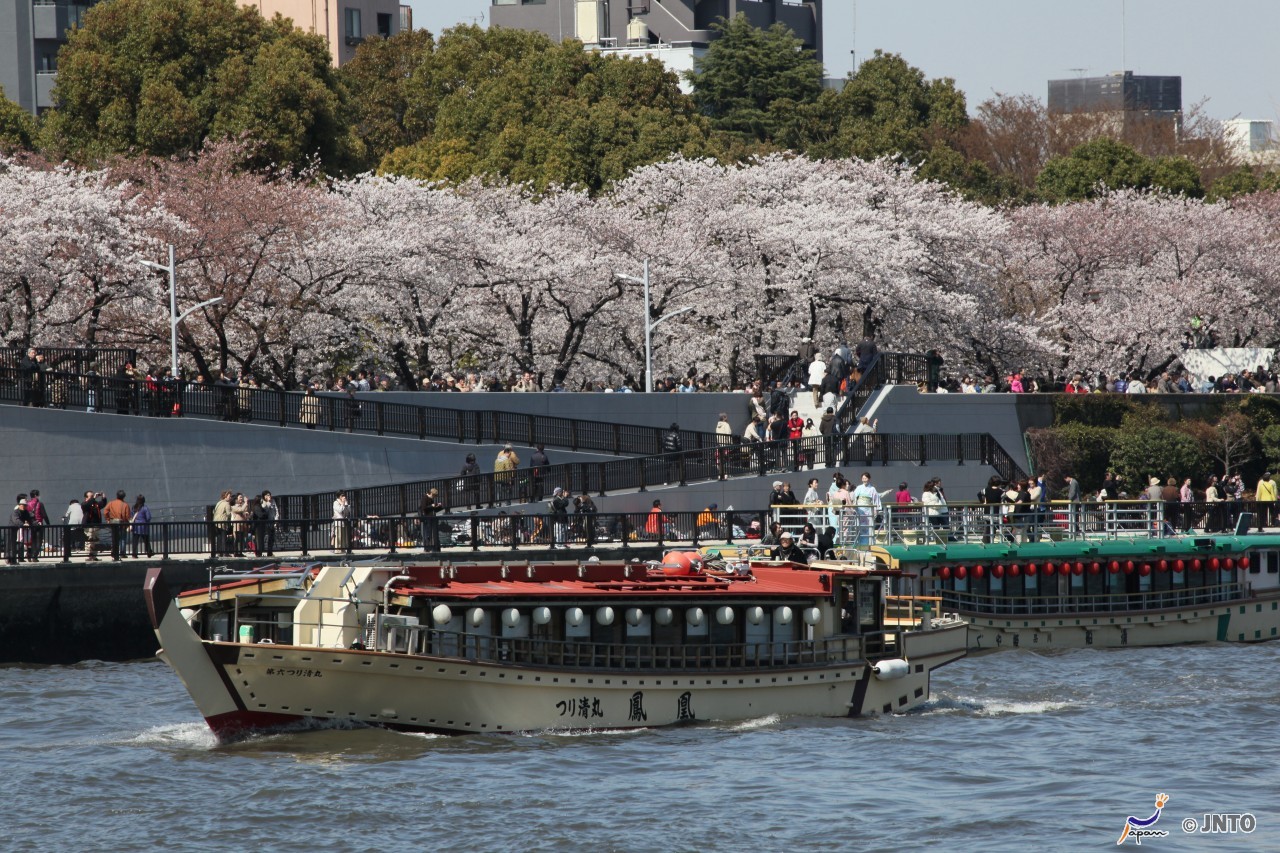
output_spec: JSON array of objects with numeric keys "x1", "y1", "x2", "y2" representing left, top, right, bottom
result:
[
  {"x1": 1052, "y1": 395, "x2": 1139, "y2": 428},
  {"x1": 1028, "y1": 423, "x2": 1116, "y2": 491},
  {"x1": 1109, "y1": 425, "x2": 1207, "y2": 491}
]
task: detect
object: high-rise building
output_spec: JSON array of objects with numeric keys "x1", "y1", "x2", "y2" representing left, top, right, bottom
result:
[
  {"x1": 1048, "y1": 71, "x2": 1181, "y2": 116},
  {"x1": 0, "y1": 0, "x2": 97, "y2": 113},
  {"x1": 491, "y1": 0, "x2": 822, "y2": 93},
  {"x1": 245, "y1": 1, "x2": 409, "y2": 66},
  {"x1": 0, "y1": 0, "x2": 410, "y2": 116}
]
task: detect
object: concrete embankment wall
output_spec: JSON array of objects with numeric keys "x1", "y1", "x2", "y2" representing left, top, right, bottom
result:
[{"x1": 0, "y1": 407, "x2": 613, "y2": 518}]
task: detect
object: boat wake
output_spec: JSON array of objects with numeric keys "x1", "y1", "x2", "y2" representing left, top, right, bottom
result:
[
  {"x1": 916, "y1": 695, "x2": 1072, "y2": 717},
  {"x1": 120, "y1": 722, "x2": 218, "y2": 750},
  {"x1": 727, "y1": 714, "x2": 782, "y2": 731}
]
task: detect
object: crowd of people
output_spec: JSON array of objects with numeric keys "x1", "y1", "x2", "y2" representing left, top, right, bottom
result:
[{"x1": 7, "y1": 489, "x2": 154, "y2": 564}]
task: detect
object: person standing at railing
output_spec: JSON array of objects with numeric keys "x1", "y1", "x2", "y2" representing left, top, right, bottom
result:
[
  {"x1": 662, "y1": 424, "x2": 682, "y2": 484},
  {"x1": 1203, "y1": 476, "x2": 1223, "y2": 533},
  {"x1": 494, "y1": 445, "x2": 519, "y2": 506},
  {"x1": 7, "y1": 495, "x2": 31, "y2": 564},
  {"x1": 548, "y1": 487, "x2": 570, "y2": 549},
  {"x1": 786, "y1": 410, "x2": 805, "y2": 472},
  {"x1": 530, "y1": 445, "x2": 549, "y2": 501},
  {"x1": 103, "y1": 490, "x2": 131, "y2": 561},
  {"x1": 1256, "y1": 472, "x2": 1276, "y2": 530},
  {"x1": 130, "y1": 495, "x2": 154, "y2": 558},
  {"x1": 459, "y1": 453, "x2": 482, "y2": 510},
  {"x1": 19, "y1": 348, "x2": 40, "y2": 407},
  {"x1": 300, "y1": 387, "x2": 322, "y2": 429},
  {"x1": 83, "y1": 491, "x2": 104, "y2": 561},
  {"x1": 24, "y1": 489, "x2": 48, "y2": 562},
  {"x1": 851, "y1": 472, "x2": 886, "y2": 545},
  {"x1": 418, "y1": 488, "x2": 442, "y2": 552},
  {"x1": 1179, "y1": 478, "x2": 1195, "y2": 533},
  {"x1": 1064, "y1": 474, "x2": 1082, "y2": 536},
  {"x1": 331, "y1": 491, "x2": 352, "y2": 551}
]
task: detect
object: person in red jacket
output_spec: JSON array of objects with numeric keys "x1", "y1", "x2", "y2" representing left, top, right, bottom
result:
[{"x1": 787, "y1": 409, "x2": 805, "y2": 471}]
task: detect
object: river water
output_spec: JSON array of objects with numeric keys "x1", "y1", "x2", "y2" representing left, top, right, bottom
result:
[{"x1": 2, "y1": 644, "x2": 1276, "y2": 851}]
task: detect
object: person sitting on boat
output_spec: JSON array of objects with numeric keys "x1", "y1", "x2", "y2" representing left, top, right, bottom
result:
[{"x1": 770, "y1": 531, "x2": 806, "y2": 563}]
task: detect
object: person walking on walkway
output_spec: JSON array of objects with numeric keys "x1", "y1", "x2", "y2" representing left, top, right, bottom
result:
[{"x1": 25, "y1": 489, "x2": 48, "y2": 561}]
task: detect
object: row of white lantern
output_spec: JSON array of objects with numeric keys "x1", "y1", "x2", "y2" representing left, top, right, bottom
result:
[{"x1": 430, "y1": 603, "x2": 822, "y2": 628}]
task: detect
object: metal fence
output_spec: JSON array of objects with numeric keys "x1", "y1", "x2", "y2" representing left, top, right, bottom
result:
[
  {"x1": 0, "y1": 509, "x2": 779, "y2": 563},
  {"x1": 0, "y1": 365, "x2": 728, "y2": 457},
  {"x1": 0, "y1": 347, "x2": 138, "y2": 377},
  {"x1": 271, "y1": 432, "x2": 1025, "y2": 522}
]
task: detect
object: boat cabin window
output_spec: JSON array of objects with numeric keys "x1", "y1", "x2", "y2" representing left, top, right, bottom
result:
[{"x1": 839, "y1": 578, "x2": 883, "y2": 634}]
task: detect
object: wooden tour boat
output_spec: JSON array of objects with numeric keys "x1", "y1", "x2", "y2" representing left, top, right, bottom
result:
[{"x1": 144, "y1": 555, "x2": 967, "y2": 742}]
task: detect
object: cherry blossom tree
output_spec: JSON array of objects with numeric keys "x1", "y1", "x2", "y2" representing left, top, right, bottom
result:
[{"x1": 0, "y1": 157, "x2": 169, "y2": 351}]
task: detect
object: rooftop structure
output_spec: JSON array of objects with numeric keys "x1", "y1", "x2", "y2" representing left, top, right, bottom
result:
[{"x1": 491, "y1": 0, "x2": 822, "y2": 85}]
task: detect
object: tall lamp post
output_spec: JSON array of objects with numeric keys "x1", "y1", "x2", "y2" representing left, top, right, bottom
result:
[
  {"x1": 140, "y1": 244, "x2": 223, "y2": 378},
  {"x1": 615, "y1": 259, "x2": 693, "y2": 393}
]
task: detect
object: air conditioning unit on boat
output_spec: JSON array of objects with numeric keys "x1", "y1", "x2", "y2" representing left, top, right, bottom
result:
[{"x1": 365, "y1": 613, "x2": 420, "y2": 652}]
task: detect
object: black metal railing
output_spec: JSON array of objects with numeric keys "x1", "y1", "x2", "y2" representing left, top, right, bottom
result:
[
  {"x1": 0, "y1": 365, "x2": 729, "y2": 457},
  {"x1": 1, "y1": 509, "x2": 782, "y2": 562},
  {"x1": 0, "y1": 347, "x2": 138, "y2": 377},
  {"x1": 270, "y1": 432, "x2": 1025, "y2": 522},
  {"x1": 755, "y1": 353, "x2": 802, "y2": 388}
]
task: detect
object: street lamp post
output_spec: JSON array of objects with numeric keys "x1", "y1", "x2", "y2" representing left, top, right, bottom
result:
[
  {"x1": 140, "y1": 244, "x2": 223, "y2": 378},
  {"x1": 615, "y1": 259, "x2": 693, "y2": 393}
]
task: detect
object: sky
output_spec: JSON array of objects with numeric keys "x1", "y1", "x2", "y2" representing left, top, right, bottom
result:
[{"x1": 410, "y1": 0, "x2": 1280, "y2": 121}]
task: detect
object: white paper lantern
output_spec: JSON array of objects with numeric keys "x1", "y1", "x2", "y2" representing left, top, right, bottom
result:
[
  {"x1": 686, "y1": 607, "x2": 704, "y2": 627},
  {"x1": 626, "y1": 607, "x2": 645, "y2": 627},
  {"x1": 502, "y1": 608, "x2": 521, "y2": 628},
  {"x1": 803, "y1": 606, "x2": 821, "y2": 626},
  {"x1": 566, "y1": 607, "x2": 584, "y2": 627},
  {"x1": 654, "y1": 607, "x2": 674, "y2": 626},
  {"x1": 533, "y1": 606, "x2": 552, "y2": 625},
  {"x1": 715, "y1": 606, "x2": 735, "y2": 625},
  {"x1": 432, "y1": 604, "x2": 453, "y2": 624},
  {"x1": 774, "y1": 606, "x2": 793, "y2": 625},
  {"x1": 468, "y1": 607, "x2": 485, "y2": 627},
  {"x1": 596, "y1": 606, "x2": 616, "y2": 626},
  {"x1": 746, "y1": 606, "x2": 764, "y2": 625}
]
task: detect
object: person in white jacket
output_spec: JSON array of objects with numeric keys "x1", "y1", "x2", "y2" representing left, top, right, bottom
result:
[{"x1": 807, "y1": 354, "x2": 827, "y2": 408}]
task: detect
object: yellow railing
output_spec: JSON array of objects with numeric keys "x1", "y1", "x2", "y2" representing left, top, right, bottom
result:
[{"x1": 885, "y1": 595, "x2": 943, "y2": 627}]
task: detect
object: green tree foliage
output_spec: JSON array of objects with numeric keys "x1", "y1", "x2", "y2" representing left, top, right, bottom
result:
[
  {"x1": 0, "y1": 87, "x2": 36, "y2": 152},
  {"x1": 42, "y1": 0, "x2": 359, "y2": 172},
  {"x1": 1052, "y1": 393, "x2": 1139, "y2": 428},
  {"x1": 686, "y1": 14, "x2": 823, "y2": 143},
  {"x1": 1036, "y1": 137, "x2": 1203, "y2": 202},
  {"x1": 1109, "y1": 424, "x2": 1207, "y2": 489},
  {"x1": 378, "y1": 26, "x2": 714, "y2": 193},
  {"x1": 781, "y1": 51, "x2": 967, "y2": 163},
  {"x1": 1028, "y1": 423, "x2": 1117, "y2": 490},
  {"x1": 341, "y1": 28, "x2": 436, "y2": 168},
  {"x1": 1207, "y1": 166, "x2": 1259, "y2": 201}
]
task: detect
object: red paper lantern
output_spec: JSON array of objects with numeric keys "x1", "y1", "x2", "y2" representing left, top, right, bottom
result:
[
  {"x1": 993, "y1": 564, "x2": 1005, "y2": 578},
  {"x1": 1073, "y1": 562, "x2": 1085, "y2": 576},
  {"x1": 939, "y1": 566, "x2": 952, "y2": 579},
  {"x1": 1026, "y1": 563, "x2": 1038, "y2": 577},
  {"x1": 1044, "y1": 563, "x2": 1056, "y2": 576},
  {"x1": 1089, "y1": 561, "x2": 1101, "y2": 575},
  {"x1": 1158, "y1": 559, "x2": 1169, "y2": 572},
  {"x1": 1174, "y1": 559, "x2": 1185, "y2": 573},
  {"x1": 1210, "y1": 557, "x2": 1221, "y2": 571},
  {"x1": 1109, "y1": 560, "x2": 1121, "y2": 574},
  {"x1": 1192, "y1": 559, "x2": 1203, "y2": 571},
  {"x1": 973, "y1": 565, "x2": 985, "y2": 579},
  {"x1": 1009, "y1": 563, "x2": 1022, "y2": 577},
  {"x1": 1225, "y1": 557, "x2": 1236, "y2": 570},
  {"x1": 1124, "y1": 560, "x2": 1136, "y2": 575},
  {"x1": 1139, "y1": 564, "x2": 1151, "y2": 577},
  {"x1": 1240, "y1": 555, "x2": 1251, "y2": 569}
]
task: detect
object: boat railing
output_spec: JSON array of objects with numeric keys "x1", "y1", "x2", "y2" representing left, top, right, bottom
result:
[
  {"x1": 940, "y1": 582, "x2": 1249, "y2": 617},
  {"x1": 884, "y1": 595, "x2": 944, "y2": 627},
  {"x1": 380, "y1": 628, "x2": 879, "y2": 672},
  {"x1": 774, "y1": 500, "x2": 1213, "y2": 547}
]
